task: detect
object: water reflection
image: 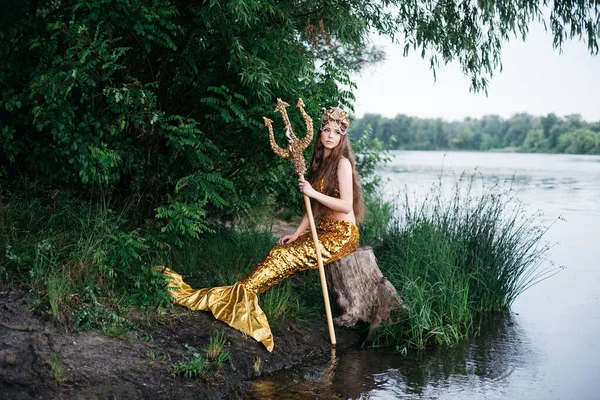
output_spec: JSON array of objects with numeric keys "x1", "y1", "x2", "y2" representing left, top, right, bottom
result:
[
  {"x1": 247, "y1": 313, "x2": 539, "y2": 399},
  {"x1": 248, "y1": 347, "x2": 344, "y2": 399}
]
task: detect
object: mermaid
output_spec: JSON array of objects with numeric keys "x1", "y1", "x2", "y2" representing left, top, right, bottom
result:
[{"x1": 160, "y1": 105, "x2": 363, "y2": 351}]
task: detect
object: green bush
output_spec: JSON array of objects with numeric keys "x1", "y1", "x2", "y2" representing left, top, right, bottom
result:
[
  {"x1": 0, "y1": 186, "x2": 172, "y2": 322},
  {"x1": 71, "y1": 303, "x2": 133, "y2": 336}
]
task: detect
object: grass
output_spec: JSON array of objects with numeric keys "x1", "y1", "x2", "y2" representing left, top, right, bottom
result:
[
  {"x1": 171, "y1": 330, "x2": 231, "y2": 379},
  {"x1": 365, "y1": 173, "x2": 561, "y2": 351},
  {"x1": 102, "y1": 321, "x2": 132, "y2": 338},
  {"x1": 70, "y1": 301, "x2": 134, "y2": 338},
  {"x1": 146, "y1": 350, "x2": 171, "y2": 361},
  {"x1": 206, "y1": 330, "x2": 227, "y2": 361},
  {"x1": 46, "y1": 353, "x2": 67, "y2": 384},
  {"x1": 359, "y1": 188, "x2": 395, "y2": 247},
  {"x1": 171, "y1": 354, "x2": 209, "y2": 378},
  {"x1": 164, "y1": 226, "x2": 277, "y2": 288},
  {"x1": 260, "y1": 280, "x2": 315, "y2": 326},
  {"x1": 47, "y1": 272, "x2": 74, "y2": 320}
]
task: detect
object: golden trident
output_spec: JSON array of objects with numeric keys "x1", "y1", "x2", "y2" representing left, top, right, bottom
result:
[{"x1": 263, "y1": 98, "x2": 337, "y2": 346}]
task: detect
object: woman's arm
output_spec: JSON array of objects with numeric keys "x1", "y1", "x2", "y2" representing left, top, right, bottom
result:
[
  {"x1": 299, "y1": 158, "x2": 353, "y2": 214},
  {"x1": 279, "y1": 213, "x2": 309, "y2": 245}
]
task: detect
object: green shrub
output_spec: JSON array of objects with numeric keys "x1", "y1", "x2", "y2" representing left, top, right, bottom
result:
[
  {"x1": 71, "y1": 303, "x2": 133, "y2": 336},
  {"x1": 0, "y1": 188, "x2": 172, "y2": 320}
]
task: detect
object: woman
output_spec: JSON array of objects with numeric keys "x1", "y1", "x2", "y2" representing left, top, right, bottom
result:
[{"x1": 161, "y1": 106, "x2": 363, "y2": 352}]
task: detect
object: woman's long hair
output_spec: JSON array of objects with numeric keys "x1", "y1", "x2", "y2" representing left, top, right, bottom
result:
[{"x1": 307, "y1": 120, "x2": 364, "y2": 222}]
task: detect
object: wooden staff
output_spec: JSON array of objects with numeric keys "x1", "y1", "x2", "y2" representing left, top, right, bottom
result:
[
  {"x1": 264, "y1": 98, "x2": 336, "y2": 346},
  {"x1": 302, "y1": 189, "x2": 336, "y2": 345}
]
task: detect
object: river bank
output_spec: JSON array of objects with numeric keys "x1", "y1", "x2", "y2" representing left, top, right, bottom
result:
[
  {"x1": 3, "y1": 150, "x2": 591, "y2": 399},
  {"x1": 0, "y1": 289, "x2": 361, "y2": 399}
]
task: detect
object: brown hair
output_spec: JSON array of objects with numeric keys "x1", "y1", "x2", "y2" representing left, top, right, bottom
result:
[{"x1": 307, "y1": 120, "x2": 364, "y2": 222}]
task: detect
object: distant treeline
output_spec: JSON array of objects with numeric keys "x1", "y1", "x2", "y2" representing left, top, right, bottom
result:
[{"x1": 352, "y1": 113, "x2": 600, "y2": 154}]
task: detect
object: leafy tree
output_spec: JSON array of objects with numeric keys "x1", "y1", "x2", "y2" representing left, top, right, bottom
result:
[
  {"x1": 1, "y1": 0, "x2": 599, "y2": 240},
  {"x1": 355, "y1": 112, "x2": 599, "y2": 154},
  {"x1": 558, "y1": 129, "x2": 600, "y2": 154},
  {"x1": 523, "y1": 128, "x2": 550, "y2": 152},
  {"x1": 451, "y1": 128, "x2": 474, "y2": 149},
  {"x1": 541, "y1": 113, "x2": 560, "y2": 147},
  {"x1": 504, "y1": 113, "x2": 537, "y2": 147},
  {"x1": 564, "y1": 114, "x2": 586, "y2": 131},
  {"x1": 0, "y1": 0, "x2": 387, "y2": 236}
]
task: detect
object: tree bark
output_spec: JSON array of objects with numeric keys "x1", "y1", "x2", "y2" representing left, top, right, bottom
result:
[{"x1": 325, "y1": 246, "x2": 404, "y2": 328}]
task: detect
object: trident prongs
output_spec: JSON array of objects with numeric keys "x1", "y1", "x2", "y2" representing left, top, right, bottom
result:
[
  {"x1": 296, "y1": 98, "x2": 314, "y2": 149},
  {"x1": 264, "y1": 98, "x2": 314, "y2": 177},
  {"x1": 264, "y1": 116, "x2": 288, "y2": 159}
]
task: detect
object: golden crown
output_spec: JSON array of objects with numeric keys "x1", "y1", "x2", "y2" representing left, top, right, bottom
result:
[{"x1": 320, "y1": 106, "x2": 349, "y2": 128}]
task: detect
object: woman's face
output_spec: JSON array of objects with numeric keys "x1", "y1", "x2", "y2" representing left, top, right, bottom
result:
[{"x1": 320, "y1": 121, "x2": 343, "y2": 154}]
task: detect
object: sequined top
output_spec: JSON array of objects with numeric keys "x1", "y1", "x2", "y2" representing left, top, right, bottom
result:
[{"x1": 314, "y1": 178, "x2": 340, "y2": 198}]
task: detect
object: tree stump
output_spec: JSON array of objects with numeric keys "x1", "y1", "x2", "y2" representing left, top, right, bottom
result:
[{"x1": 325, "y1": 246, "x2": 403, "y2": 328}]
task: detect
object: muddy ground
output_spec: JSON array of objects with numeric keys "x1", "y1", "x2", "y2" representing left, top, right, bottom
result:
[{"x1": 0, "y1": 290, "x2": 362, "y2": 399}]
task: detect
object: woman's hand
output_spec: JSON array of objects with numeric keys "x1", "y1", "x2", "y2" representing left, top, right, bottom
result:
[
  {"x1": 279, "y1": 232, "x2": 299, "y2": 246},
  {"x1": 298, "y1": 176, "x2": 317, "y2": 198}
]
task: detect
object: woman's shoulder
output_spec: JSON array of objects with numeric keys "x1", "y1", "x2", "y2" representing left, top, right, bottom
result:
[{"x1": 337, "y1": 156, "x2": 352, "y2": 170}]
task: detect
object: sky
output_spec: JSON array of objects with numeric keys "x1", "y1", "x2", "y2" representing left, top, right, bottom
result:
[{"x1": 352, "y1": 20, "x2": 600, "y2": 122}]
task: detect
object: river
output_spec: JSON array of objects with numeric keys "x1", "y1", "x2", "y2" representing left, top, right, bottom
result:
[{"x1": 248, "y1": 150, "x2": 600, "y2": 399}]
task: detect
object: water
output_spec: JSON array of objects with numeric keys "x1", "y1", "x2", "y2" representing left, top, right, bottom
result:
[{"x1": 248, "y1": 151, "x2": 600, "y2": 399}]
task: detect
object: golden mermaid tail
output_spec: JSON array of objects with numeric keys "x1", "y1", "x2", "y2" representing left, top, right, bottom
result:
[
  {"x1": 160, "y1": 269, "x2": 274, "y2": 350},
  {"x1": 160, "y1": 218, "x2": 359, "y2": 352}
]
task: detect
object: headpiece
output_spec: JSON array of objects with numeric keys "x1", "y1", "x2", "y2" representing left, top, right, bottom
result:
[{"x1": 320, "y1": 105, "x2": 349, "y2": 132}]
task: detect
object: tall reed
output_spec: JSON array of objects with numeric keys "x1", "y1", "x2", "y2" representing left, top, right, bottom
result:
[{"x1": 367, "y1": 173, "x2": 560, "y2": 350}]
